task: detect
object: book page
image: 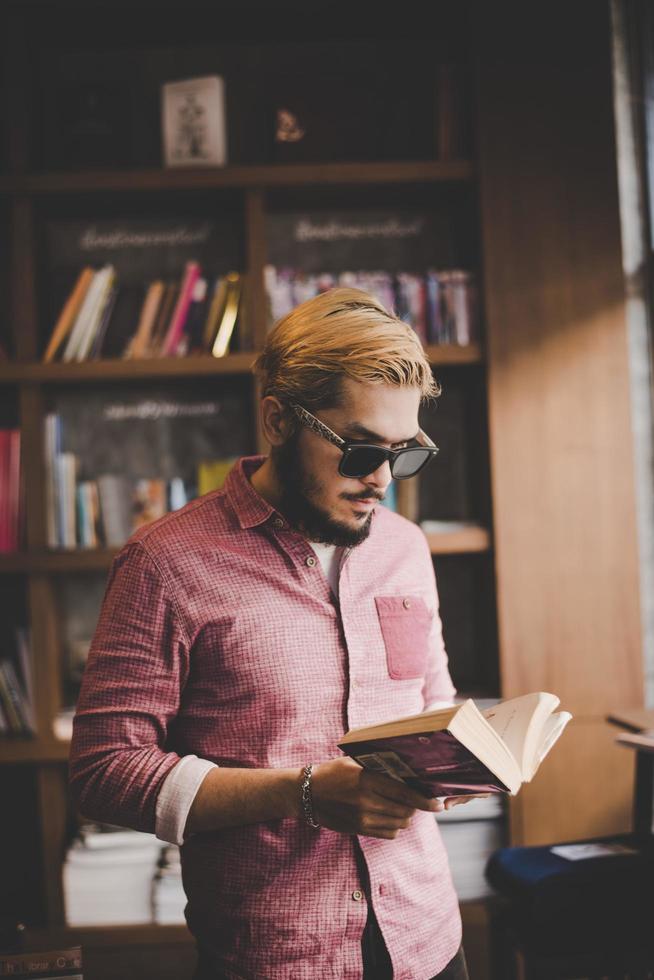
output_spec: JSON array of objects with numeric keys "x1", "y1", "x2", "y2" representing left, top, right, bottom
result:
[
  {"x1": 528, "y1": 710, "x2": 572, "y2": 779},
  {"x1": 482, "y1": 693, "x2": 558, "y2": 774}
]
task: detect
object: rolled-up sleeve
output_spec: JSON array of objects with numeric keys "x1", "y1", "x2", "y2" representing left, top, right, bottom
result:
[{"x1": 69, "y1": 540, "x2": 191, "y2": 833}]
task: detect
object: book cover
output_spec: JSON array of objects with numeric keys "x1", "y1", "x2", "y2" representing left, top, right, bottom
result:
[
  {"x1": 125, "y1": 280, "x2": 165, "y2": 359},
  {"x1": 338, "y1": 693, "x2": 572, "y2": 798},
  {"x1": 161, "y1": 260, "x2": 201, "y2": 356},
  {"x1": 61, "y1": 266, "x2": 111, "y2": 362},
  {"x1": 44, "y1": 414, "x2": 62, "y2": 549},
  {"x1": 149, "y1": 281, "x2": 179, "y2": 357},
  {"x1": 97, "y1": 474, "x2": 132, "y2": 547},
  {"x1": 341, "y1": 728, "x2": 509, "y2": 798},
  {"x1": 0, "y1": 431, "x2": 8, "y2": 551},
  {"x1": 96, "y1": 283, "x2": 145, "y2": 360},
  {"x1": 202, "y1": 276, "x2": 229, "y2": 352},
  {"x1": 132, "y1": 479, "x2": 167, "y2": 531},
  {"x1": 74, "y1": 265, "x2": 116, "y2": 361},
  {"x1": 211, "y1": 272, "x2": 241, "y2": 357},
  {"x1": 197, "y1": 459, "x2": 235, "y2": 497},
  {"x1": 0, "y1": 429, "x2": 20, "y2": 552},
  {"x1": 178, "y1": 276, "x2": 209, "y2": 356},
  {"x1": 14, "y1": 627, "x2": 36, "y2": 734},
  {"x1": 87, "y1": 278, "x2": 119, "y2": 359},
  {"x1": 43, "y1": 267, "x2": 94, "y2": 363},
  {"x1": 0, "y1": 662, "x2": 23, "y2": 733}
]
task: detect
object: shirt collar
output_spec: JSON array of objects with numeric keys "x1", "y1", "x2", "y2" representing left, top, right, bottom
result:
[{"x1": 224, "y1": 455, "x2": 278, "y2": 529}]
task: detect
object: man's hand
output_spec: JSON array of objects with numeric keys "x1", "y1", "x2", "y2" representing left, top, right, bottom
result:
[
  {"x1": 440, "y1": 794, "x2": 491, "y2": 810},
  {"x1": 310, "y1": 757, "x2": 444, "y2": 840}
]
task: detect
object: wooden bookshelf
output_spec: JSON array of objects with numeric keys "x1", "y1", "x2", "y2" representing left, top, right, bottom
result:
[
  {"x1": 0, "y1": 2, "x2": 500, "y2": 959},
  {"x1": 0, "y1": 344, "x2": 482, "y2": 384},
  {"x1": 0, "y1": 523, "x2": 492, "y2": 576},
  {"x1": 0, "y1": 737, "x2": 69, "y2": 764},
  {"x1": 0, "y1": 352, "x2": 257, "y2": 383},
  {"x1": 25, "y1": 923, "x2": 193, "y2": 947},
  {"x1": 0, "y1": 160, "x2": 474, "y2": 196},
  {"x1": 0, "y1": 7, "x2": 642, "y2": 973},
  {"x1": 425, "y1": 525, "x2": 491, "y2": 555}
]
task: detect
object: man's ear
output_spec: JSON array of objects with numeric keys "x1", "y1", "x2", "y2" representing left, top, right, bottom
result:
[{"x1": 260, "y1": 396, "x2": 294, "y2": 447}]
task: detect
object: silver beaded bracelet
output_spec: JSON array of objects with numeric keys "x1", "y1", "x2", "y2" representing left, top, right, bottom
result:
[{"x1": 300, "y1": 763, "x2": 320, "y2": 829}]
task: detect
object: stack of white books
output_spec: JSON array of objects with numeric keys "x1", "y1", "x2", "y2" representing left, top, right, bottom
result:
[
  {"x1": 63, "y1": 823, "x2": 164, "y2": 926},
  {"x1": 435, "y1": 793, "x2": 505, "y2": 902},
  {"x1": 152, "y1": 845, "x2": 187, "y2": 924}
]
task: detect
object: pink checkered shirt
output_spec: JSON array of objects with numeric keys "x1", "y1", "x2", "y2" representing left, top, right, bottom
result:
[{"x1": 69, "y1": 456, "x2": 461, "y2": 980}]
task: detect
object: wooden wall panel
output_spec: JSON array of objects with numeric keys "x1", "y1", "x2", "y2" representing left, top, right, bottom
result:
[
  {"x1": 474, "y1": 0, "x2": 644, "y2": 842},
  {"x1": 508, "y1": 718, "x2": 634, "y2": 845}
]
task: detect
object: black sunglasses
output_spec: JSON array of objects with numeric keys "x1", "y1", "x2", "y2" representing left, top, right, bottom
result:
[{"x1": 289, "y1": 403, "x2": 439, "y2": 479}]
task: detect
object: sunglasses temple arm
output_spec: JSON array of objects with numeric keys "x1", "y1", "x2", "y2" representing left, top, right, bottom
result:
[{"x1": 418, "y1": 429, "x2": 437, "y2": 449}]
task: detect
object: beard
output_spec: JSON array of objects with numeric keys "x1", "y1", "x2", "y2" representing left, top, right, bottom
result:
[{"x1": 272, "y1": 433, "x2": 381, "y2": 548}]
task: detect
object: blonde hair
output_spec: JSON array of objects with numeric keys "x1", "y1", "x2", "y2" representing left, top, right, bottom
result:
[{"x1": 254, "y1": 287, "x2": 440, "y2": 410}]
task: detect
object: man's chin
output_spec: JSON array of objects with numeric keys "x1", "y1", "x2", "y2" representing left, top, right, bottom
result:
[{"x1": 301, "y1": 508, "x2": 374, "y2": 548}]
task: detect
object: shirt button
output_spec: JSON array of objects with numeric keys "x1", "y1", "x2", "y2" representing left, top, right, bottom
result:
[
  {"x1": 306, "y1": 556, "x2": 317, "y2": 567},
  {"x1": 273, "y1": 517, "x2": 285, "y2": 528},
  {"x1": 403, "y1": 597, "x2": 411, "y2": 609},
  {"x1": 352, "y1": 889, "x2": 364, "y2": 902}
]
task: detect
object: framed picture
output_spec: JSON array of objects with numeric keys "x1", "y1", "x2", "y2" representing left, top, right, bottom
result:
[{"x1": 161, "y1": 75, "x2": 227, "y2": 168}]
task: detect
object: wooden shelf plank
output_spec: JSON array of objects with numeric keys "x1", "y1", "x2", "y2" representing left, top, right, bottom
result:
[
  {"x1": 424, "y1": 343, "x2": 483, "y2": 365},
  {"x1": 0, "y1": 160, "x2": 475, "y2": 195},
  {"x1": 0, "y1": 550, "x2": 117, "y2": 573},
  {"x1": 24, "y1": 923, "x2": 193, "y2": 947},
  {"x1": 425, "y1": 525, "x2": 491, "y2": 555},
  {"x1": 0, "y1": 527, "x2": 492, "y2": 574},
  {"x1": 0, "y1": 345, "x2": 481, "y2": 385},
  {"x1": 0, "y1": 353, "x2": 256, "y2": 384},
  {"x1": 0, "y1": 738, "x2": 70, "y2": 763}
]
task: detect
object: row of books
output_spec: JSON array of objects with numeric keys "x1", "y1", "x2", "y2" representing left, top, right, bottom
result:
[
  {"x1": 63, "y1": 824, "x2": 185, "y2": 926},
  {"x1": 45, "y1": 414, "x2": 234, "y2": 548},
  {"x1": 0, "y1": 627, "x2": 35, "y2": 736},
  {"x1": 0, "y1": 429, "x2": 21, "y2": 553},
  {"x1": 264, "y1": 265, "x2": 478, "y2": 346},
  {"x1": 43, "y1": 263, "x2": 245, "y2": 362}
]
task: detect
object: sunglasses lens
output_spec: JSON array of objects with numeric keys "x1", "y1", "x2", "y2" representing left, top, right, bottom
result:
[
  {"x1": 340, "y1": 447, "x2": 389, "y2": 478},
  {"x1": 391, "y1": 448, "x2": 432, "y2": 478}
]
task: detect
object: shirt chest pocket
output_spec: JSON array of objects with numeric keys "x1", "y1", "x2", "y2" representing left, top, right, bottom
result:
[{"x1": 374, "y1": 595, "x2": 433, "y2": 680}]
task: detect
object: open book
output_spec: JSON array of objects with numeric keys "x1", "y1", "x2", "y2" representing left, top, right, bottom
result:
[{"x1": 338, "y1": 692, "x2": 572, "y2": 797}]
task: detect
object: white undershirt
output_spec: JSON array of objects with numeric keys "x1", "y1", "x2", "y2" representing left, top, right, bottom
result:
[{"x1": 308, "y1": 540, "x2": 343, "y2": 598}]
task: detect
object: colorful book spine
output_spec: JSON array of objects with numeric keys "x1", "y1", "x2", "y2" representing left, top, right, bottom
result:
[
  {"x1": 0, "y1": 429, "x2": 21, "y2": 553},
  {"x1": 75, "y1": 265, "x2": 116, "y2": 361},
  {"x1": 126, "y1": 280, "x2": 165, "y2": 359},
  {"x1": 43, "y1": 266, "x2": 95, "y2": 363},
  {"x1": 161, "y1": 260, "x2": 201, "y2": 356}
]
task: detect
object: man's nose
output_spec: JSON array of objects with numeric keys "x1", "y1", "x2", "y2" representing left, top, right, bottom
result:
[{"x1": 361, "y1": 460, "x2": 393, "y2": 492}]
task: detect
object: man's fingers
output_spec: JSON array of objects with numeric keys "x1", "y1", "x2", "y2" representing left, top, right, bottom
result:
[
  {"x1": 364, "y1": 799, "x2": 416, "y2": 820},
  {"x1": 443, "y1": 793, "x2": 492, "y2": 809},
  {"x1": 367, "y1": 775, "x2": 443, "y2": 812},
  {"x1": 359, "y1": 813, "x2": 411, "y2": 837}
]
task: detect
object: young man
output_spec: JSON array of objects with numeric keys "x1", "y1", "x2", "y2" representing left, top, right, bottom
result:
[{"x1": 70, "y1": 288, "x2": 478, "y2": 980}]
